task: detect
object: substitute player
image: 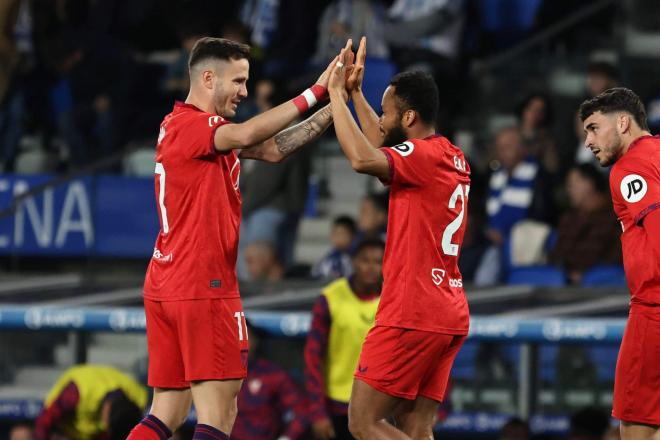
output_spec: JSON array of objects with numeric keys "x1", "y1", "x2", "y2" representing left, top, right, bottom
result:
[
  {"x1": 580, "y1": 88, "x2": 660, "y2": 440},
  {"x1": 127, "y1": 37, "x2": 349, "y2": 440},
  {"x1": 328, "y1": 38, "x2": 470, "y2": 439}
]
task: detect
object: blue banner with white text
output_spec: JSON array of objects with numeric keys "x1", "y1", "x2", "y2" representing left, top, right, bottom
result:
[{"x1": 0, "y1": 174, "x2": 158, "y2": 257}]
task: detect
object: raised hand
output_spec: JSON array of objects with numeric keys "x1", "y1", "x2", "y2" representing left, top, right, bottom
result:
[
  {"x1": 316, "y1": 39, "x2": 353, "y2": 89},
  {"x1": 328, "y1": 40, "x2": 352, "y2": 101},
  {"x1": 346, "y1": 37, "x2": 366, "y2": 93}
]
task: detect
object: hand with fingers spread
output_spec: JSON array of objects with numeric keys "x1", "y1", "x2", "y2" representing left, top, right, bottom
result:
[
  {"x1": 346, "y1": 37, "x2": 366, "y2": 95},
  {"x1": 316, "y1": 39, "x2": 353, "y2": 90},
  {"x1": 328, "y1": 40, "x2": 353, "y2": 102}
]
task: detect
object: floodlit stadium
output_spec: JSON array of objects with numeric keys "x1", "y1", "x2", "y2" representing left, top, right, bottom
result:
[{"x1": 0, "y1": 0, "x2": 658, "y2": 439}]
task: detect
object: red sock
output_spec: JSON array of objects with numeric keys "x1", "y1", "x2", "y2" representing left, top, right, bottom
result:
[{"x1": 127, "y1": 415, "x2": 173, "y2": 440}]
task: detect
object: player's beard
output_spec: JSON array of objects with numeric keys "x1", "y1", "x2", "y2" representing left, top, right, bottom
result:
[
  {"x1": 598, "y1": 134, "x2": 624, "y2": 167},
  {"x1": 382, "y1": 121, "x2": 407, "y2": 147}
]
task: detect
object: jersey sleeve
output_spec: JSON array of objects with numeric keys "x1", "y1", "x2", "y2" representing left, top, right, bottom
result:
[
  {"x1": 381, "y1": 140, "x2": 435, "y2": 187},
  {"x1": 612, "y1": 156, "x2": 660, "y2": 225},
  {"x1": 178, "y1": 113, "x2": 230, "y2": 159}
]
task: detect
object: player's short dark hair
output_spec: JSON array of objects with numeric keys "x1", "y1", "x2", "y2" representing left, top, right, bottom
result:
[
  {"x1": 579, "y1": 87, "x2": 649, "y2": 131},
  {"x1": 352, "y1": 238, "x2": 385, "y2": 258},
  {"x1": 188, "y1": 37, "x2": 250, "y2": 70},
  {"x1": 107, "y1": 392, "x2": 144, "y2": 440},
  {"x1": 333, "y1": 215, "x2": 357, "y2": 234},
  {"x1": 389, "y1": 71, "x2": 439, "y2": 126},
  {"x1": 571, "y1": 163, "x2": 608, "y2": 194}
]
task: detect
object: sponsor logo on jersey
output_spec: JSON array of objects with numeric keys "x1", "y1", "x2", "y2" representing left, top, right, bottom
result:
[
  {"x1": 357, "y1": 365, "x2": 368, "y2": 373},
  {"x1": 449, "y1": 278, "x2": 463, "y2": 288},
  {"x1": 620, "y1": 174, "x2": 647, "y2": 203},
  {"x1": 153, "y1": 247, "x2": 173, "y2": 262},
  {"x1": 432, "y1": 268, "x2": 446, "y2": 285},
  {"x1": 391, "y1": 141, "x2": 414, "y2": 157}
]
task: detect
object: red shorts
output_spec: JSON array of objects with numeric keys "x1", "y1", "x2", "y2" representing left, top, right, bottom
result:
[
  {"x1": 354, "y1": 325, "x2": 465, "y2": 402},
  {"x1": 144, "y1": 297, "x2": 249, "y2": 388},
  {"x1": 612, "y1": 310, "x2": 660, "y2": 425}
]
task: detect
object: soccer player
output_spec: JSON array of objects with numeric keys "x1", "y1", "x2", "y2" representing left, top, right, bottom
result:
[
  {"x1": 127, "y1": 37, "x2": 349, "y2": 440},
  {"x1": 327, "y1": 38, "x2": 470, "y2": 439},
  {"x1": 579, "y1": 87, "x2": 660, "y2": 440}
]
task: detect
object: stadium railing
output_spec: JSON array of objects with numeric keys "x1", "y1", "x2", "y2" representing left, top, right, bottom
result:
[{"x1": 0, "y1": 305, "x2": 625, "y2": 435}]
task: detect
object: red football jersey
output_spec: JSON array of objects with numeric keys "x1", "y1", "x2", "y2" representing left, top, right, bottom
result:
[
  {"x1": 610, "y1": 135, "x2": 660, "y2": 308},
  {"x1": 377, "y1": 135, "x2": 471, "y2": 334},
  {"x1": 143, "y1": 102, "x2": 241, "y2": 301}
]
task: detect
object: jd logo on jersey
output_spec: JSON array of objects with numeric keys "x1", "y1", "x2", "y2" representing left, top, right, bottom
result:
[{"x1": 620, "y1": 174, "x2": 647, "y2": 203}]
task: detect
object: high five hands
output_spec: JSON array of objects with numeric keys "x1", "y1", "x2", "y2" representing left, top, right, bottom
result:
[{"x1": 328, "y1": 37, "x2": 367, "y2": 102}]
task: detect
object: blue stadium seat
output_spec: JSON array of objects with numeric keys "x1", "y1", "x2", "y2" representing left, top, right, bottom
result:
[
  {"x1": 581, "y1": 265, "x2": 627, "y2": 287},
  {"x1": 451, "y1": 342, "x2": 478, "y2": 380},
  {"x1": 588, "y1": 346, "x2": 619, "y2": 383},
  {"x1": 538, "y1": 345, "x2": 559, "y2": 383},
  {"x1": 360, "y1": 58, "x2": 397, "y2": 113},
  {"x1": 507, "y1": 266, "x2": 566, "y2": 287}
]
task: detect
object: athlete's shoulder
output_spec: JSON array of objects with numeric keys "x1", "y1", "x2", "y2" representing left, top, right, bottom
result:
[
  {"x1": 168, "y1": 102, "x2": 227, "y2": 126},
  {"x1": 615, "y1": 137, "x2": 660, "y2": 174}
]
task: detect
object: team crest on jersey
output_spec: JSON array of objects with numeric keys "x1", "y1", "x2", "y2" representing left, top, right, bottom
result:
[
  {"x1": 391, "y1": 141, "x2": 414, "y2": 157},
  {"x1": 209, "y1": 116, "x2": 223, "y2": 127},
  {"x1": 620, "y1": 174, "x2": 647, "y2": 203}
]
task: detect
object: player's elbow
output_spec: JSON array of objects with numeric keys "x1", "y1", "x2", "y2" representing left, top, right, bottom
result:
[{"x1": 350, "y1": 158, "x2": 371, "y2": 174}]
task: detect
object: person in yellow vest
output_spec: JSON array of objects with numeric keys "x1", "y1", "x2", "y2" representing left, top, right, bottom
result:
[
  {"x1": 35, "y1": 364, "x2": 147, "y2": 440},
  {"x1": 304, "y1": 238, "x2": 384, "y2": 440}
]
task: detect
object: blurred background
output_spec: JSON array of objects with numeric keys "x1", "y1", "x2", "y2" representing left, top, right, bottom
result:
[{"x1": 0, "y1": 0, "x2": 658, "y2": 438}]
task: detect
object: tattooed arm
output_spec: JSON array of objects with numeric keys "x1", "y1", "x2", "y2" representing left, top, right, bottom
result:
[{"x1": 239, "y1": 105, "x2": 333, "y2": 162}]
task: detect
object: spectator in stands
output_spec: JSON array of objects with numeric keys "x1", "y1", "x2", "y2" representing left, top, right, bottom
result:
[
  {"x1": 161, "y1": 26, "x2": 205, "y2": 102},
  {"x1": 232, "y1": 321, "x2": 309, "y2": 440},
  {"x1": 355, "y1": 193, "x2": 388, "y2": 243},
  {"x1": 244, "y1": 241, "x2": 285, "y2": 283},
  {"x1": 498, "y1": 417, "x2": 530, "y2": 440},
  {"x1": 568, "y1": 407, "x2": 610, "y2": 440},
  {"x1": 550, "y1": 164, "x2": 622, "y2": 284},
  {"x1": 586, "y1": 61, "x2": 619, "y2": 98},
  {"x1": 385, "y1": 0, "x2": 466, "y2": 134},
  {"x1": 305, "y1": 239, "x2": 384, "y2": 440},
  {"x1": 9, "y1": 422, "x2": 34, "y2": 440},
  {"x1": 475, "y1": 126, "x2": 555, "y2": 285},
  {"x1": 35, "y1": 365, "x2": 147, "y2": 440},
  {"x1": 517, "y1": 92, "x2": 559, "y2": 174},
  {"x1": 313, "y1": 0, "x2": 389, "y2": 66},
  {"x1": 238, "y1": 79, "x2": 313, "y2": 277},
  {"x1": 0, "y1": 0, "x2": 23, "y2": 172},
  {"x1": 312, "y1": 215, "x2": 357, "y2": 280}
]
